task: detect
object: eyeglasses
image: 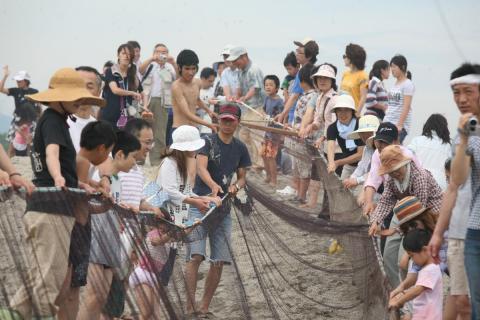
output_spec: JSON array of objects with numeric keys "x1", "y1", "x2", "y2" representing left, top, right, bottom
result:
[{"x1": 141, "y1": 140, "x2": 155, "y2": 147}]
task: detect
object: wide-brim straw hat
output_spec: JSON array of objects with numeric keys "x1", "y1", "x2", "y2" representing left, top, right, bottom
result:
[
  {"x1": 26, "y1": 68, "x2": 106, "y2": 107},
  {"x1": 378, "y1": 145, "x2": 412, "y2": 175},
  {"x1": 170, "y1": 125, "x2": 205, "y2": 151},
  {"x1": 348, "y1": 115, "x2": 380, "y2": 140},
  {"x1": 394, "y1": 196, "x2": 430, "y2": 226}
]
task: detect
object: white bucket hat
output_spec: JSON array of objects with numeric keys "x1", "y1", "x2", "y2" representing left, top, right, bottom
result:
[
  {"x1": 311, "y1": 64, "x2": 336, "y2": 80},
  {"x1": 331, "y1": 95, "x2": 356, "y2": 112},
  {"x1": 347, "y1": 115, "x2": 380, "y2": 139},
  {"x1": 170, "y1": 125, "x2": 205, "y2": 151},
  {"x1": 13, "y1": 70, "x2": 31, "y2": 81}
]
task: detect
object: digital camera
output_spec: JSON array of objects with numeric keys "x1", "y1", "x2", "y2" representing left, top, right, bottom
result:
[
  {"x1": 464, "y1": 116, "x2": 480, "y2": 137},
  {"x1": 159, "y1": 54, "x2": 167, "y2": 62}
]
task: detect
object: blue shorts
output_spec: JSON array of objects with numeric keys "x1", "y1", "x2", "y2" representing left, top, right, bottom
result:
[{"x1": 185, "y1": 207, "x2": 232, "y2": 264}]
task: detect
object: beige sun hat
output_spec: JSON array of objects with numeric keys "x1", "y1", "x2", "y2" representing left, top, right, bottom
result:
[
  {"x1": 331, "y1": 94, "x2": 356, "y2": 112},
  {"x1": 347, "y1": 115, "x2": 380, "y2": 140},
  {"x1": 26, "y1": 68, "x2": 106, "y2": 107}
]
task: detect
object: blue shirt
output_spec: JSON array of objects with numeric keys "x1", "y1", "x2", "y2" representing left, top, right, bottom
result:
[{"x1": 288, "y1": 73, "x2": 303, "y2": 123}]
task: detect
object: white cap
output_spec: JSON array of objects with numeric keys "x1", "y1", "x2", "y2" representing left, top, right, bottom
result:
[
  {"x1": 226, "y1": 46, "x2": 247, "y2": 62},
  {"x1": 293, "y1": 37, "x2": 314, "y2": 47},
  {"x1": 170, "y1": 125, "x2": 205, "y2": 151},
  {"x1": 13, "y1": 70, "x2": 31, "y2": 81},
  {"x1": 221, "y1": 44, "x2": 235, "y2": 56},
  {"x1": 331, "y1": 95, "x2": 356, "y2": 112},
  {"x1": 311, "y1": 64, "x2": 336, "y2": 80}
]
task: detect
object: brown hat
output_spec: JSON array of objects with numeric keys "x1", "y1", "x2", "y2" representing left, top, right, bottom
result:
[
  {"x1": 378, "y1": 145, "x2": 412, "y2": 175},
  {"x1": 27, "y1": 68, "x2": 106, "y2": 107}
]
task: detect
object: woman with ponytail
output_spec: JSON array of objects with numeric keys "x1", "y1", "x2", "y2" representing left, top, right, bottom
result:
[
  {"x1": 384, "y1": 55, "x2": 415, "y2": 143},
  {"x1": 100, "y1": 43, "x2": 145, "y2": 129},
  {"x1": 365, "y1": 60, "x2": 390, "y2": 120}
]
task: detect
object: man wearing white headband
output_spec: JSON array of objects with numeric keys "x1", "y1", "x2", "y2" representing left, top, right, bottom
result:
[{"x1": 430, "y1": 63, "x2": 480, "y2": 319}]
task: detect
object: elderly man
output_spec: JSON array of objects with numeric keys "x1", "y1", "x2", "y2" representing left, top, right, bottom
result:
[{"x1": 226, "y1": 46, "x2": 265, "y2": 168}]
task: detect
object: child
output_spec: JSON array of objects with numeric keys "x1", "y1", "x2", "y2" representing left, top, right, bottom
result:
[
  {"x1": 12, "y1": 101, "x2": 37, "y2": 157},
  {"x1": 281, "y1": 52, "x2": 299, "y2": 104},
  {"x1": 5, "y1": 68, "x2": 106, "y2": 320},
  {"x1": 289, "y1": 64, "x2": 317, "y2": 203},
  {"x1": 77, "y1": 130, "x2": 141, "y2": 320},
  {"x1": 261, "y1": 75, "x2": 283, "y2": 187},
  {"x1": 57, "y1": 120, "x2": 117, "y2": 319},
  {"x1": 129, "y1": 221, "x2": 173, "y2": 320},
  {"x1": 389, "y1": 229, "x2": 443, "y2": 320}
]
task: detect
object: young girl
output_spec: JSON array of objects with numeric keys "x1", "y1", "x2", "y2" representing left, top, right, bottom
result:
[
  {"x1": 100, "y1": 43, "x2": 145, "y2": 129},
  {"x1": 156, "y1": 125, "x2": 221, "y2": 225},
  {"x1": 365, "y1": 60, "x2": 390, "y2": 120},
  {"x1": 389, "y1": 229, "x2": 443, "y2": 320},
  {"x1": 384, "y1": 55, "x2": 415, "y2": 143},
  {"x1": 129, "y1": 222, "x2": 172, "y2": 320}
]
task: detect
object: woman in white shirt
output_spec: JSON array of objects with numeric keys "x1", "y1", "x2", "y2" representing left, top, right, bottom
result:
[
  {"x1": 156, "y1": 125, "x2": 220, "y2": 225},
  {"x1": 408, "y1": 114, "x2": 451, "y2": 190}
]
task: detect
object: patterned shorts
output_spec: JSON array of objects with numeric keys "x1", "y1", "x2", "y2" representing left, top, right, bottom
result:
[{"x1": 260, "y1": 140, "x2": 279, "y2": 158}]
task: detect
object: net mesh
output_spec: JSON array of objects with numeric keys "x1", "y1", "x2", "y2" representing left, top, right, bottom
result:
[{"x1": 0, "y1": 134, "x2": 392, "y2": 319}]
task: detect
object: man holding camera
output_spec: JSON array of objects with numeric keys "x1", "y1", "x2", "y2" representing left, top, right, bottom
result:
[
  {"x1": 449, "y1": 65, "x2": 480, "y2": 319},
  {"x1": 428, "y1": 63, "x2": 480, "y2": 319},
  {"x1": 140, "y1": 44, "x2": 178, "y2": 165}
]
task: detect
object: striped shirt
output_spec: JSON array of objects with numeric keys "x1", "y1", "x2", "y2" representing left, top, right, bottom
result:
[
  {"x1": 364, "y1": 77, "x2": 388, "y2": 119},
  {"x1": 119, "y1": 165, "x2": 145, "y2": 209}
]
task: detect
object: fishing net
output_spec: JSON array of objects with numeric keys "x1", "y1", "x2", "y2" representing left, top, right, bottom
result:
[{"x1": 0, "y1": 128, "x2": 392, "y2": 319}]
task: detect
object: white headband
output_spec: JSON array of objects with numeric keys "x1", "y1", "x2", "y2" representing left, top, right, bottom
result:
[{"x1": 450, "y1": 74, "x2": 480, "y2": 86}]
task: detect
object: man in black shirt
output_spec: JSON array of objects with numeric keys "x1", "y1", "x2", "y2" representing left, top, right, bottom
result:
[
  {"x1": 185, "y1": 102, "x2": 251, "y2": 318},
  {"x1": 7, "y1": 68, "x2": 105, "y2": 320},
  {"x1": 0, "y1": 66, "x2": 39, "y2": 156}
]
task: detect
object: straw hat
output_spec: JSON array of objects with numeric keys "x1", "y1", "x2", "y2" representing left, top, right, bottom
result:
[
  {"x1": 331, "y1": 94, "x2": 356, "y2": 112},
  {"x1": 347, "y1": 115, "x2": 380, "y2": 140},
  {"x1": 394, "y1": 196, "x2": 429, "y2": 226},
  {"x1": 170, "y1": 125, "x2": 205, "y2": 151},
  {"x1": 26, "y1": 68, "x2": 106, "y2": 107},
  {"x1": 378, "y1": 145, "x2": 412, "y2": 175}
]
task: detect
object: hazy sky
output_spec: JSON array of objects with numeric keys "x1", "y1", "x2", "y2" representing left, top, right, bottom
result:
[{"x1": 1, "y1": 0, "x2": 479, "y2": 140}]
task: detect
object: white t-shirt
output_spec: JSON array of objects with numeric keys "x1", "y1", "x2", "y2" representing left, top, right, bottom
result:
[
  {"x1": 150, "y1": 62, "x2": 176, "y2": 105},
  {"x1": 407, "y1": 133, "x2": 450, "y2": 190},
  {"x1": 384, "y1": 79, "x2": 415, "y2": 132},
  {"x1": 67, "y1": 115, "x2": 97, "y2": 152}
]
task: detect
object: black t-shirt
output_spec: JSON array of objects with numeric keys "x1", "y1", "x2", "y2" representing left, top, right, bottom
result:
[
  {"x1": 31, "y1": 108, "x2": 78, "y2": 188},
  {"x1": 8, "y1": 87, "x2": 38, "y2": 112},
  {"x1": 100, "y1": 67, "x2": 142, "y2": 127},
  {"x1": 326, "y1": 119, "x2": 365, "y2": 164},
  {"x1": 194, "y1": 134, "x2": 251, "y2": 196}
]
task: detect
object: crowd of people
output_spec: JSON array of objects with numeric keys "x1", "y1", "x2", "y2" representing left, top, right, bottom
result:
[{"x1": 0, "y1": 37, "x2": 478, "y2": 320}]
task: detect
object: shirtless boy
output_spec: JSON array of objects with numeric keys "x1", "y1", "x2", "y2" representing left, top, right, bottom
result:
[{"x1": 171, "y1": 49, "x2": 217, "y2": 133}]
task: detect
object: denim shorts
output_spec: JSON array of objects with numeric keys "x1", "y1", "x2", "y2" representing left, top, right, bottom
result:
[{"x1": 185, "y1": 207, "x2": 232, "y2": 264}]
